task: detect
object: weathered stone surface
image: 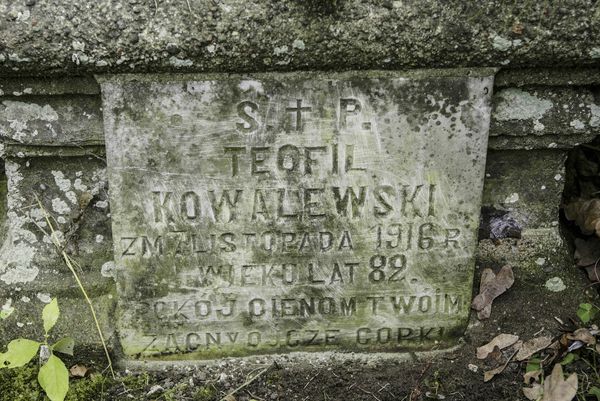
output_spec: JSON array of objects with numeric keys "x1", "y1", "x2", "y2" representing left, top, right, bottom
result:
[
  {"x1": 2, "y1": 1, "x2": 600, "y2": 75},
  {"x1": 495, "y1": 68, "x2": 600, "y2": 88},
  {"x1": 0, "y1": 79, "x2": 114, "y2": 348},
  {"x1": 1, "y1": 156, "x2": 111, "y2": 284},
  {"x1": 0, "y1": 96, "x2": 104, "y2": 147},
  {"x1": 490, "y1": 87, "x2": 600, "y2": 149},
  {"x1": 482, "y1": 150, "x2": 566, "y2": 230},
  {"x1": 0, "y1": 77, "x2": 100, "y2": 96},
  {"x1": 478, "y1": 150, "x2": 571, "y2": 276},
  {"x1": 0, "y1": 155, "x2": 115, "y2": 347},
  {"x1": 0, "y1": 70, "x2": 591, "y2": 365},
  {"x1": 100, "y1": 71, "x2": 493, "y2": 359}
]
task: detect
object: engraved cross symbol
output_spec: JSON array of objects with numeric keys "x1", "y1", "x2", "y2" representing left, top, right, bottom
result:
[{"x1": 286, "y1": 99, "x2": 312, "y2": 132}]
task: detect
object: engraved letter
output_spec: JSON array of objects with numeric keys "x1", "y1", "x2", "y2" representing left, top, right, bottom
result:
[
  {"x1": 340, "y1": 297, "x2": 356, "y2": 316},
  {"x1": 339, "y1": 98, "x2": 362, "y2": 128},
  {"x1": 208, "y1": 189, "x2": 243, "y2": 222},
  {"x1": 224, "y1": 147, "x2": 245, "y2": 177},
  {"x1": 444, "y1": 228, "x2": 461, "y2": 249},
  {"x1": 180, "y1": 191, "x2": 200, "y2": 220},
  {"x1": 418, "y1": 223, "x2": 434, "y2": 250},
  {"x1": 374, "y1": 185, "x2": 394, "y2": 217},
  {"x1": 251, "y1": 147, "x2": 270, "y2": 175},
  {"x1": 236, "y1": 100, "x2": 259, "y2": 133},
  {"x1": 286, "y1": 99, "x2": 312, "y2": 132},
  {"x1": 345, "y1": 144, "x2": 366, "y2": 172},
  {"x1": 401, "y1": 185, "x2": 423, "y2": 217},
  {"x1": 277, "y1": 145, "x2": 300, "y2": 173},
  {"x1": 248, "y1": 298, "x2": 266, "y2": 316},
  {"x1": 152, "y1": 191, "x2": 175, "y2": 223},
  {"x1": 252, "y1": 189, "x2": 270, "y2": 221},
  {"x1": 332, "y1": 186, "x2": 367, "y2": 217},
  {"x1": 304, "y1": 188, "x2": 326, "y2": 218},
  {"x1": 304, "y1": 146, "x2": 326, "y2": 175}
]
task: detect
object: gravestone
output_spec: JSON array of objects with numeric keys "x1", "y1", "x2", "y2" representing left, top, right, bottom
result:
[{"x1": 99, "y1": 71, "x2": 493, "y2": 359}]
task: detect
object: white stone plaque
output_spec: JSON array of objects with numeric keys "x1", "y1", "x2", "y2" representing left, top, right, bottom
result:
[{"x1": 100, "y1": 71, "x2": 493, "y2": 359}]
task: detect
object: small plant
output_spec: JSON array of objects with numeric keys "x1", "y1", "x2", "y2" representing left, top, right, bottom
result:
[
  {"x1": 0, "y1": 298, "x2": 73, "y2": 401},
  {"x1": 576, "y1": 302, "x2": 598, "y2": 323}
]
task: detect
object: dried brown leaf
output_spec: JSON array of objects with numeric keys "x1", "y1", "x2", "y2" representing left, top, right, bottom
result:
[
  {"x1": 472, "y1": 266, "x2": 514, "y2": 320},
  {"x1": 559, "y1": 334, "x2": 570, "y2": 348},
  {"x1": 78, "y1": 192, "x2": 93, "y2": 210},
  {"x1": 69, "y1": 364, "x2": 88, "y2": 378},
  {"x1": 513, "y1": 340, "x2": 524, "y2": 353},
  {"x1": 483, "y1": 364, "x2": 506, "y2": 382},
  {"x1": 480, "y1": 268, "x2": 496, "y2": 287},
  {"x1": 483, "y1": 348, "x2": 518, "y2": 382},
  {"x1": 523, "y1": 383, "x2": 543, "y2": 400},
  {"x1": 477, "y1": 268, "x2": 496, "y2": 318},
  {"x1": 542, "y1": 363, "x2": 577, "y2": 401},
  {"x1": 574, "y1": 237, "x2": 600, "y2": 267},
  {"x1": 564, "y1": 198, "x2": 600, "y2": 237},
  {"x1": 488, "y1": 346, "x2": 504, "y2": 365},
  {"x1": 548, "y1": 340, "x2": 561, "y2": 351},
  {"x1": 512, "y1": 22, "x2": 524, "y2": 35},
  {"x1": 477, "y1": 334, "x2": 520, "y2": 359},
  {"x1": 516, "y1": 336, "x2": 553, "y2": 361},
  {"x1": 585, "y1": 265, "x2": 600, "y2": 282},
  {"x1": 567, "y1": 328, "x2": 596, "y2": 345}
]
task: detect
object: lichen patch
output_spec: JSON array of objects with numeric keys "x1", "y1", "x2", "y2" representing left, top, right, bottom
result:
[
  {"x1": 51, "y1": 198, "x2": 71, "y2": 215},
  {"x1": 494, "y1": 88, "x2": 553, "y2": 122},
  {"x1": 50, "y1": 170, "x2": 71, "y2": 192},
  {"x1": 1, "y1": 100, "x2": 59, "y2": 141}
]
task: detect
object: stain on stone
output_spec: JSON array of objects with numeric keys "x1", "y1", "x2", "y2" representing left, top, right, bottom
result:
[{"x1": 479, "y1": 206, "x2": 522, "y2": 240}]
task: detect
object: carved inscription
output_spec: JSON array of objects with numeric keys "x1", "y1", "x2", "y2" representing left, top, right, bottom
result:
[{"x1": 101, "y1": 73, "x2": 493, "y2": 359}]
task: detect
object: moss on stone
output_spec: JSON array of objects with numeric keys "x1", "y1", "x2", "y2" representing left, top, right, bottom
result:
[
  {"x1": 65, "y1": 374, "x2": 110, "y2": 401},
  {"x1": 192, "y1": 385, "x2": 217, "y2": 401},
  {"x1": 0, "y1": 365, "x2": 42, "y2": 401}
]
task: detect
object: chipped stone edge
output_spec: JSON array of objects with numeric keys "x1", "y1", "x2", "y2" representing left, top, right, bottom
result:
[
  {"x1": 0, "y1": 76, "x2": 100, "y2": 96},
  {"x1": 94, "y1": 68, "x2": 500, "y2": 85},
  {"x1": 495, "y1": 68, "x2": 600, "y2": 88},
  {"x1": 119, "y1": 344, "x2": 463, "y2": 370}
]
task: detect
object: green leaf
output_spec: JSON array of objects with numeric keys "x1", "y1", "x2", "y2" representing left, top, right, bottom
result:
[
  {"x1": 560, "y1": 353, "x2": 579, "y2": 365},
  {"x1": 52, "y1": 337, "x2": 74, "y2": 356},
  {"x1": 42, "y1": 298, "x2": 60, "y2": 334},
  {"x1": 38, "y1": 354, "x2": 69, "y2": 401},
  {"x1": 589, "y1": 386, "x2": 600, "y2": 400},
  {"x1": 526, "y1": 358, "x2": 541, "y2": 373},
  {"x1": 0, "y1": 338, "x2": 40, "y2": 369},
  {"x1": 577, "y1": 303, "x2": 597, "y2": 323}
]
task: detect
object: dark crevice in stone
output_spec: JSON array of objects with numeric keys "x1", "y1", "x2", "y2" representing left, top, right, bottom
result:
[
  {"x1": 478, "y1": 205, "x2": 522, "y2": 240},
  {"x1": 0, "y1": 158, "x2": 6, "y2": 243},
  {"x1": 560, "y1": 134, "x2": 600, "y2": 268}
]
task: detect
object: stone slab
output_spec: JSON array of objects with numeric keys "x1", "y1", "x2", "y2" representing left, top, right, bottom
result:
[
  {"x1": 99, "y1": 71, "x2": 493, "y2": 359},
  {"x1": 0, "y1": 95, "x2": 104, "y2": 147},
  {"x1": 2, "y1": 1, "x2": 600, "y2": 75},
  {"x1": 482, "y1": 150, "x2": 566, "y2": 230},
  {"x1": 0, "y1": 77, "x2": 100, "y2": 96},
  {"x1": 490, "y1": 87, "x2": 600, "y2": 147},
  {"x1": 492, "y1": 87, "x2": 595, "y2": 137},
  {"x1": 0, "y1": 154, "x2": 114, "y2": 349}
]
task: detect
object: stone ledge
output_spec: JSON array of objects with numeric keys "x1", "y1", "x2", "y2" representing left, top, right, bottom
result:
[
  {"x1": 496, "y1": 68, "x2": 600, "y2": 87},
  {"x1": 2, "y1": 1, "x2": 600, "y2": 75}
]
